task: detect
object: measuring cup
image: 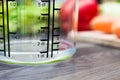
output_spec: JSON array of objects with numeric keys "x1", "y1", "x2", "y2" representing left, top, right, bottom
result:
[{"x1": 0, "y1": 0, "x2": 76, "y2": 65}]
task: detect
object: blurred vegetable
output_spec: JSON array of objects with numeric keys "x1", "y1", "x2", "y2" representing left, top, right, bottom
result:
[
  {"x1": 16, "y1": 5, "x2": 41, "y2": 35},
  {"x1": 0, "y1": 1, "x2": 60, "y2": 36},
  {"x1": 90, "y1": 15, "x2": 116, "y2": 34},
  {"x1": 16, "y1": 5, "x2": 59, "y2": 35},
  {"x1": 0, "y1": 1, "x2": 17, "y2": 35},
  {"x1": 112, "y1": 21, "x2": 120, "y2": 38},
  {"x1": 0, "y1": 0, "x2": 59, "y2": 35},
  {"x1": 78, "y1": 0, "x2": 98, "y2": 31},
  {"x1": 60, "y1": 0, "x2": 98, "y2": 33}
]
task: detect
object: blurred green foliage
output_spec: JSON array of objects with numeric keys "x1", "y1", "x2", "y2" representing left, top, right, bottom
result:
[{"x1": 0, "y1": 1, "x2": 60, "y2": 36}]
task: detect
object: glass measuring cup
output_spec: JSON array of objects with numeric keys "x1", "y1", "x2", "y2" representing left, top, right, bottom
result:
[{"x1": 0, "y1": 0, "x2": 76, "y2": 65}]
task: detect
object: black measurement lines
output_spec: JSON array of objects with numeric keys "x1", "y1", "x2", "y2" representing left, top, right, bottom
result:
[
  {"x1": 6, "y1": 0, "x2": 16, "y2": 57},
  {"x1": 40, "y1": 0, "x2": 50, "y2": 58},
  {"x1": 51, "y1": 0, "x2": 60, "y2": 57},
  {"x1": 0, "y1": 0, "x2": 6, "y2": 56}
]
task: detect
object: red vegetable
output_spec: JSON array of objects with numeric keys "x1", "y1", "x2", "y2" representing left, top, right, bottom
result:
[{"x1": 60, "y1": 0, "x2": 98, "y2": 33}]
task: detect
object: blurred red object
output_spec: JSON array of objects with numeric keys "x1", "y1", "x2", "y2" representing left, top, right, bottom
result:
[{"x1": 60, "y1": 0, "x2": 98, "y2": 33}]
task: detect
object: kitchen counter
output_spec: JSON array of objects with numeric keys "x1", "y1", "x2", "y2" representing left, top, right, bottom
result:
[{"x1": 0, "y1": 41, "x2": 120, "y2": 80}]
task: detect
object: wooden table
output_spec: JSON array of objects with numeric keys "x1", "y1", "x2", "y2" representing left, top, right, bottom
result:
[{"x1": 0, "y1": 41, "x2": 120, "y2": 80}]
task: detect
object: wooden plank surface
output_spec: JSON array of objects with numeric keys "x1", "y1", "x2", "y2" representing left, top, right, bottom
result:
[
  {"x1": 0, "y1": 41, "x2": 120, "y2": 80},
  {"x1": 68, "y1": 31, "x2": 120, "y2": 48}
]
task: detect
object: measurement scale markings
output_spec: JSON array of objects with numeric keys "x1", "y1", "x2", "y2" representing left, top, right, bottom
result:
[
  {"x1": 1, "y1": 0, "x2": 6, "y2": 56},
  {"x1": 40, "y1": 51, "x2": 47, "y2": 54},
  {"x1": 40, "y1": 0, "x2": 51, "y2": 58},
  {"x1": 52, "y1": 49, "x2": 59, "y2": 51},
  {"x1": 0, "y1": 37, "x2": 4, "y2": 39},
  {"x1": 51, "y1": 0, "x2": 56, "y2": 57},
  {"x1": 0, "y1": 25, "x2": 3, "y2": 27},
  {"x1": 6, "y1": 0, "x2": 11, "y2": 57},
  {"x1": 0, "y1": 49, "x2": 4, "y2": 52},
  {"x1": 45, "y1": 0, "x2": 50, "y2": 57},
  {"x1": 9, "y1": 32, "x2": 17, "y2": 34},
  {"x1": 53, "y1": 42, "x2": 60, "y2": 44},
  {"x1": 40, "y1": 39, "x2": 48, "y2": 41},
  {"x1": 41, "y1": 0, "x2": 49, "y2": 2},
  {"x1": 41, "y1": 27, "x2": 49, "y2": 29},
  {"x1": 54, "y1": 8, "x2": 61, "y2": 10},
  {"x1": 0, "y1": 12, "x2": 3, "y2": 14},
  {"x1": 41, "y1": 13, "x2": 49, "y2": 16}
]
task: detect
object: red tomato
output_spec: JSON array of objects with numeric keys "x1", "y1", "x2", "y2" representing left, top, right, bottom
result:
[{"x1": 60, "y1": 0, "x2": 98, "y2": 33}]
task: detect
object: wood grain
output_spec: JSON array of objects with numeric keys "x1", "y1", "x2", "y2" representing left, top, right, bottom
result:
[{"x1": 0, "y1": 42, "x2": 120, "y2": 80}]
